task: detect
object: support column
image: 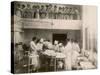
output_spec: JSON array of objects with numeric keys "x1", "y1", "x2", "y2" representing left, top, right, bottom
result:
[{"x1": 81, "y1": 25, "x2": 86, "y2": 54}]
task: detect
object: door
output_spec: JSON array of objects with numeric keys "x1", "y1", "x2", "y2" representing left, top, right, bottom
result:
[{"x1": 53, "y1": 34, "x2": 67, "y2": 45}]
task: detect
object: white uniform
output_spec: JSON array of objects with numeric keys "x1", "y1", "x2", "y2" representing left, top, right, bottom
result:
[
  {"x1": 36, "y1": 43, "x2": 43, "y2": 51},
  {"x1": 30, "y1": 41, "x2": 39, "y2": 68},
  {"x1": 88, "y1": 50, "x2": 97, "y2": 67},
  {"x1": 30, "y1": 41, "x2": 37, "y2": 52},
  {"x1": 64, "y1": 41, "x2": 72, "y2": 70},
  {"x1": 72, "y1": 42, "x2": 80, "y2": 67},
  {"x1": 53, "y1": 44, "x2": 59, "y2": 51},
  {"x1": 59, "y1": 46, "x2": 65, "y2": 53}
]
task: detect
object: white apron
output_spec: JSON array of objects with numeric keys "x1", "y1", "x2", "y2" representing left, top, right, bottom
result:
[
  {"x1": 64, "y1": 42, "x2": 72, "y2": 70},
  {"x1": 29, "y1": 41, "x2": 40, "y2": 68},
  {"x1": 71, "y1": 43, "x2": 80, "y2": 67}
]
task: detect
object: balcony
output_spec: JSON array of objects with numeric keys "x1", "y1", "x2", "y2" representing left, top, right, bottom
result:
[
  {"x1": 13, "y1": 3, "x2": 82, "y2": 30},
  {"x1": 21, "y1": 18, "x2": 82, "y2": 30}
]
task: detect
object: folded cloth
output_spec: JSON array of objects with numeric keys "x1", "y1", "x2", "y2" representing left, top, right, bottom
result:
[
  {"x1": 77, "y1": 56, "x2": 89, "y2": 61},
  {"x1": 56, "y1": 52, "x2": 66, "y2": 59},
  {"x1": 80, "y1": 61, "x2": 95, "y2": 69},
  {"x1": 43, "y1": 50, "x2": 56, "y2": 56}
]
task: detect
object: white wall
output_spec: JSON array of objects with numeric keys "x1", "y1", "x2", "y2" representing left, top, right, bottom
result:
[
  {"x1": 22, "y1": 19, "x2": 82, "y2": 30},
  {"x1": 82, "y1": 6, "x2": 97, "y2": 51}
]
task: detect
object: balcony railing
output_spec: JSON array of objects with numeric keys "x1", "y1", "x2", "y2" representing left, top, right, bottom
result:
[
  {"x1": 20, "y1": 18, "x2": 82, "y2": 30},
  {"x1": 14, "y1": 2, "x2": 81, "y2": 20},
  {"x1": 16, "y1": 9, "x2": 81, "y2": 20}
]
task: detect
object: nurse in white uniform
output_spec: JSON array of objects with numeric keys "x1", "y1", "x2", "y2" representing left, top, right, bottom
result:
[{"x1": 30, "y1": 37, "x2": 39, "y2": 72}]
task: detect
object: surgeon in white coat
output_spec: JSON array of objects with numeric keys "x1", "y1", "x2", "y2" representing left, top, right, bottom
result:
[
  {"x1": 71, "y1": 40, "x2": 80, "y2": 69},
  {"x1": 64, "y1": 39, "x2": 73, "y2": 70}
]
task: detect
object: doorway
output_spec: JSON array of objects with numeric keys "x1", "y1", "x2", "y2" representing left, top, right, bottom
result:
[{"x1": 53, "y1": 34, "x2": 67, "y2": 44}]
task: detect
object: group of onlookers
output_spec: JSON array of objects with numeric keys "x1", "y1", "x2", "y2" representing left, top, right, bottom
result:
[{"x1": 15, "y1": 3, "x2": 81, "y2": 20}]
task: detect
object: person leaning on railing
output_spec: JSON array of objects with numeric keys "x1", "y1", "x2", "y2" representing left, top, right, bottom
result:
[
  {"x1": 21, "y1": 4, "x2": 26, "y2": 18},
  {"x1": 57, "y1": 7, "x2": 62, "y2": 19},
  {"x1": 53, "y1": 5, "x2": 58, "y2": 19},
  {"x1": 74, "y1": 8, "x2": 80, "y2": 20},
  {"x1": 15, "y1": 3, "x2": 22, "y2": 17},
  {"x1": 39, "y1": 5, "x2": 47, "y2": 19},
  {"x1": 17, "y1": 3, "x2": 81, "y2": 20},
  {"x1": 48, "y1": 4, "x2": 54, "y2": 19},
  {"x1": 35, "y1": 5, "x2": 40, "y2": 19},
  {"x1": 64, "y1": 7, "x2": 69, "y2": 19},
  {"x1": 24, "y1": 4, "x2": 32, "y2": 18}
]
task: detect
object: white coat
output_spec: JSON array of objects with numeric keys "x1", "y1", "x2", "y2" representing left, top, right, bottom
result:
[
  {"x1": 64, "y1": 41, "x2": 72, "y2": 70},
  {"x1": 36, "y1": 43, "x2": 43, "y2": 51},
  {"x1": 53, "y1": 44, "x2": 59, "y2": 52},
  {"x1": 72, "y1": 42, "x2": 80, "y2": 67}
]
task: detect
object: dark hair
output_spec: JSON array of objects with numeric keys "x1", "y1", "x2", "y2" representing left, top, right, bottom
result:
[
  {"x1": 46, "y1": 5, "x2": 49, "y2": 8},
  {"x1": 22, "y1": 4, "x2": 25, "y2": 9},
  {"x1": 27, "y1": 4, "x2": 30, "y2": 8},
  {"x1": 19, "y1": 42, "x2": 23, "y2": 45},
  {"x1": 22, "y1": 43, "x2": 28, "y2": 50},
  {"x1": 47, "y1": 40, "x2": 50, "y2": 42},
  {"x1": 67, "y1": 39, "x2": 70, "y2": 41},
  {"x1": 54, "y1": 5, "x2": 57, "y2": 8},
  {"x1": 36, "y1": 5, "x2": 40, "y2": 9},
  {"x1": 15, "y1": 43, "x2": 19, "y2": 47},
  {"x1": 71, "y1": 39, "x2": 74, "y2": 42},
  {"x1": 49, "y1": 4, "x2": 52, "y2": 7},
  {"x1": 32, "y1": 37, "x2": 37, "y2": 41},
  {"x1": 17, "y1": 4, "x2": 20, "y2": 8},
  {"x1": 41, "y1": 5, "x2": 44, "y2": 8},
  {"x1": 74, "y1": 40, "x2": 78, "y2": 43},
  {"x1": 36, "y1": 39, "x2": 40, "y2": 43},
  {"x1": 59, "y1": 7, "x2": 62, "y2": 9},
  {"x1": 32, "y1": 5, "x2": 35, "y2": 8}
]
